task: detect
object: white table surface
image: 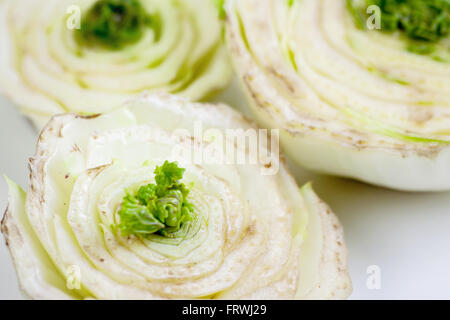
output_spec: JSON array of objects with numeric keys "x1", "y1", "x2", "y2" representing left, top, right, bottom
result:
[{"x1": 1, "y1": 80, "x2": 450, "y2": 300}]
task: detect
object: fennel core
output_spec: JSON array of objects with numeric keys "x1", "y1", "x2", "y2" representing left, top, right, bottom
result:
[
  {"x1": 76, "y1": 0, "x2": 154, "y2": 49},
  {"x1": 348, "y1": 0, "x2": 450, "y2": 54},
  {"x1": 117, "y1": 161, "x2": 195, "y2": 238}
]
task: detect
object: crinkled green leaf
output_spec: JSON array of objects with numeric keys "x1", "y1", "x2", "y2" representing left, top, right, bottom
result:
[{"x1": 118, "y1": 161, "x2": 194, "y2": 237}]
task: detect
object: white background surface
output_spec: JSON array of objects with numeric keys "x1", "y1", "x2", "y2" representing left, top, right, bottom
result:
[{"x1": 1, "y1": 81, "x2": 450, "y2": 300}]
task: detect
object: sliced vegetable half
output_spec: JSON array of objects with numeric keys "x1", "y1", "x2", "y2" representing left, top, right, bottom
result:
[
  {"x1": 226, "y1": 0, "x2": 450, "y2": 191},
  {"x1": 1, "y1": 93, "x2": 351, "y2": 299}
]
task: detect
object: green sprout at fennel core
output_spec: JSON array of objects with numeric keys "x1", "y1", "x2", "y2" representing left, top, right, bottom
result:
[
  {"x1": 117, "y1": 161, "x2": 194, "y2": 238},
  {"x1": 348, "y1": 0, "x2": 450, "y2": 53},
  {"x1": 76, "y1": 0, "x2": 152, "y2": 49}
]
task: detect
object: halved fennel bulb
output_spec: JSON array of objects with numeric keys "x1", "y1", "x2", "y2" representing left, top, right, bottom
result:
[
  {"x1": 0, "y1": 0, "x2": 231, "y2": 128},
  {"x1": 226, "y1": 0, "x2": 450, "y2": 191},
  {"x1": 1, "y1": 93, "x2": 351, "y2": 299}
]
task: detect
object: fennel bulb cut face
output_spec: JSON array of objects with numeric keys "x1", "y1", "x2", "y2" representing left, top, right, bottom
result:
[
  {"x1": 0, "y1": 0, "x2": 231, "y2": 129},
  {"x1": 1, "y1": 93, "x2": 351, "y2": 299},
  {"x1": 225, "y1": 0, "x2": 450, "y2": 191}
]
